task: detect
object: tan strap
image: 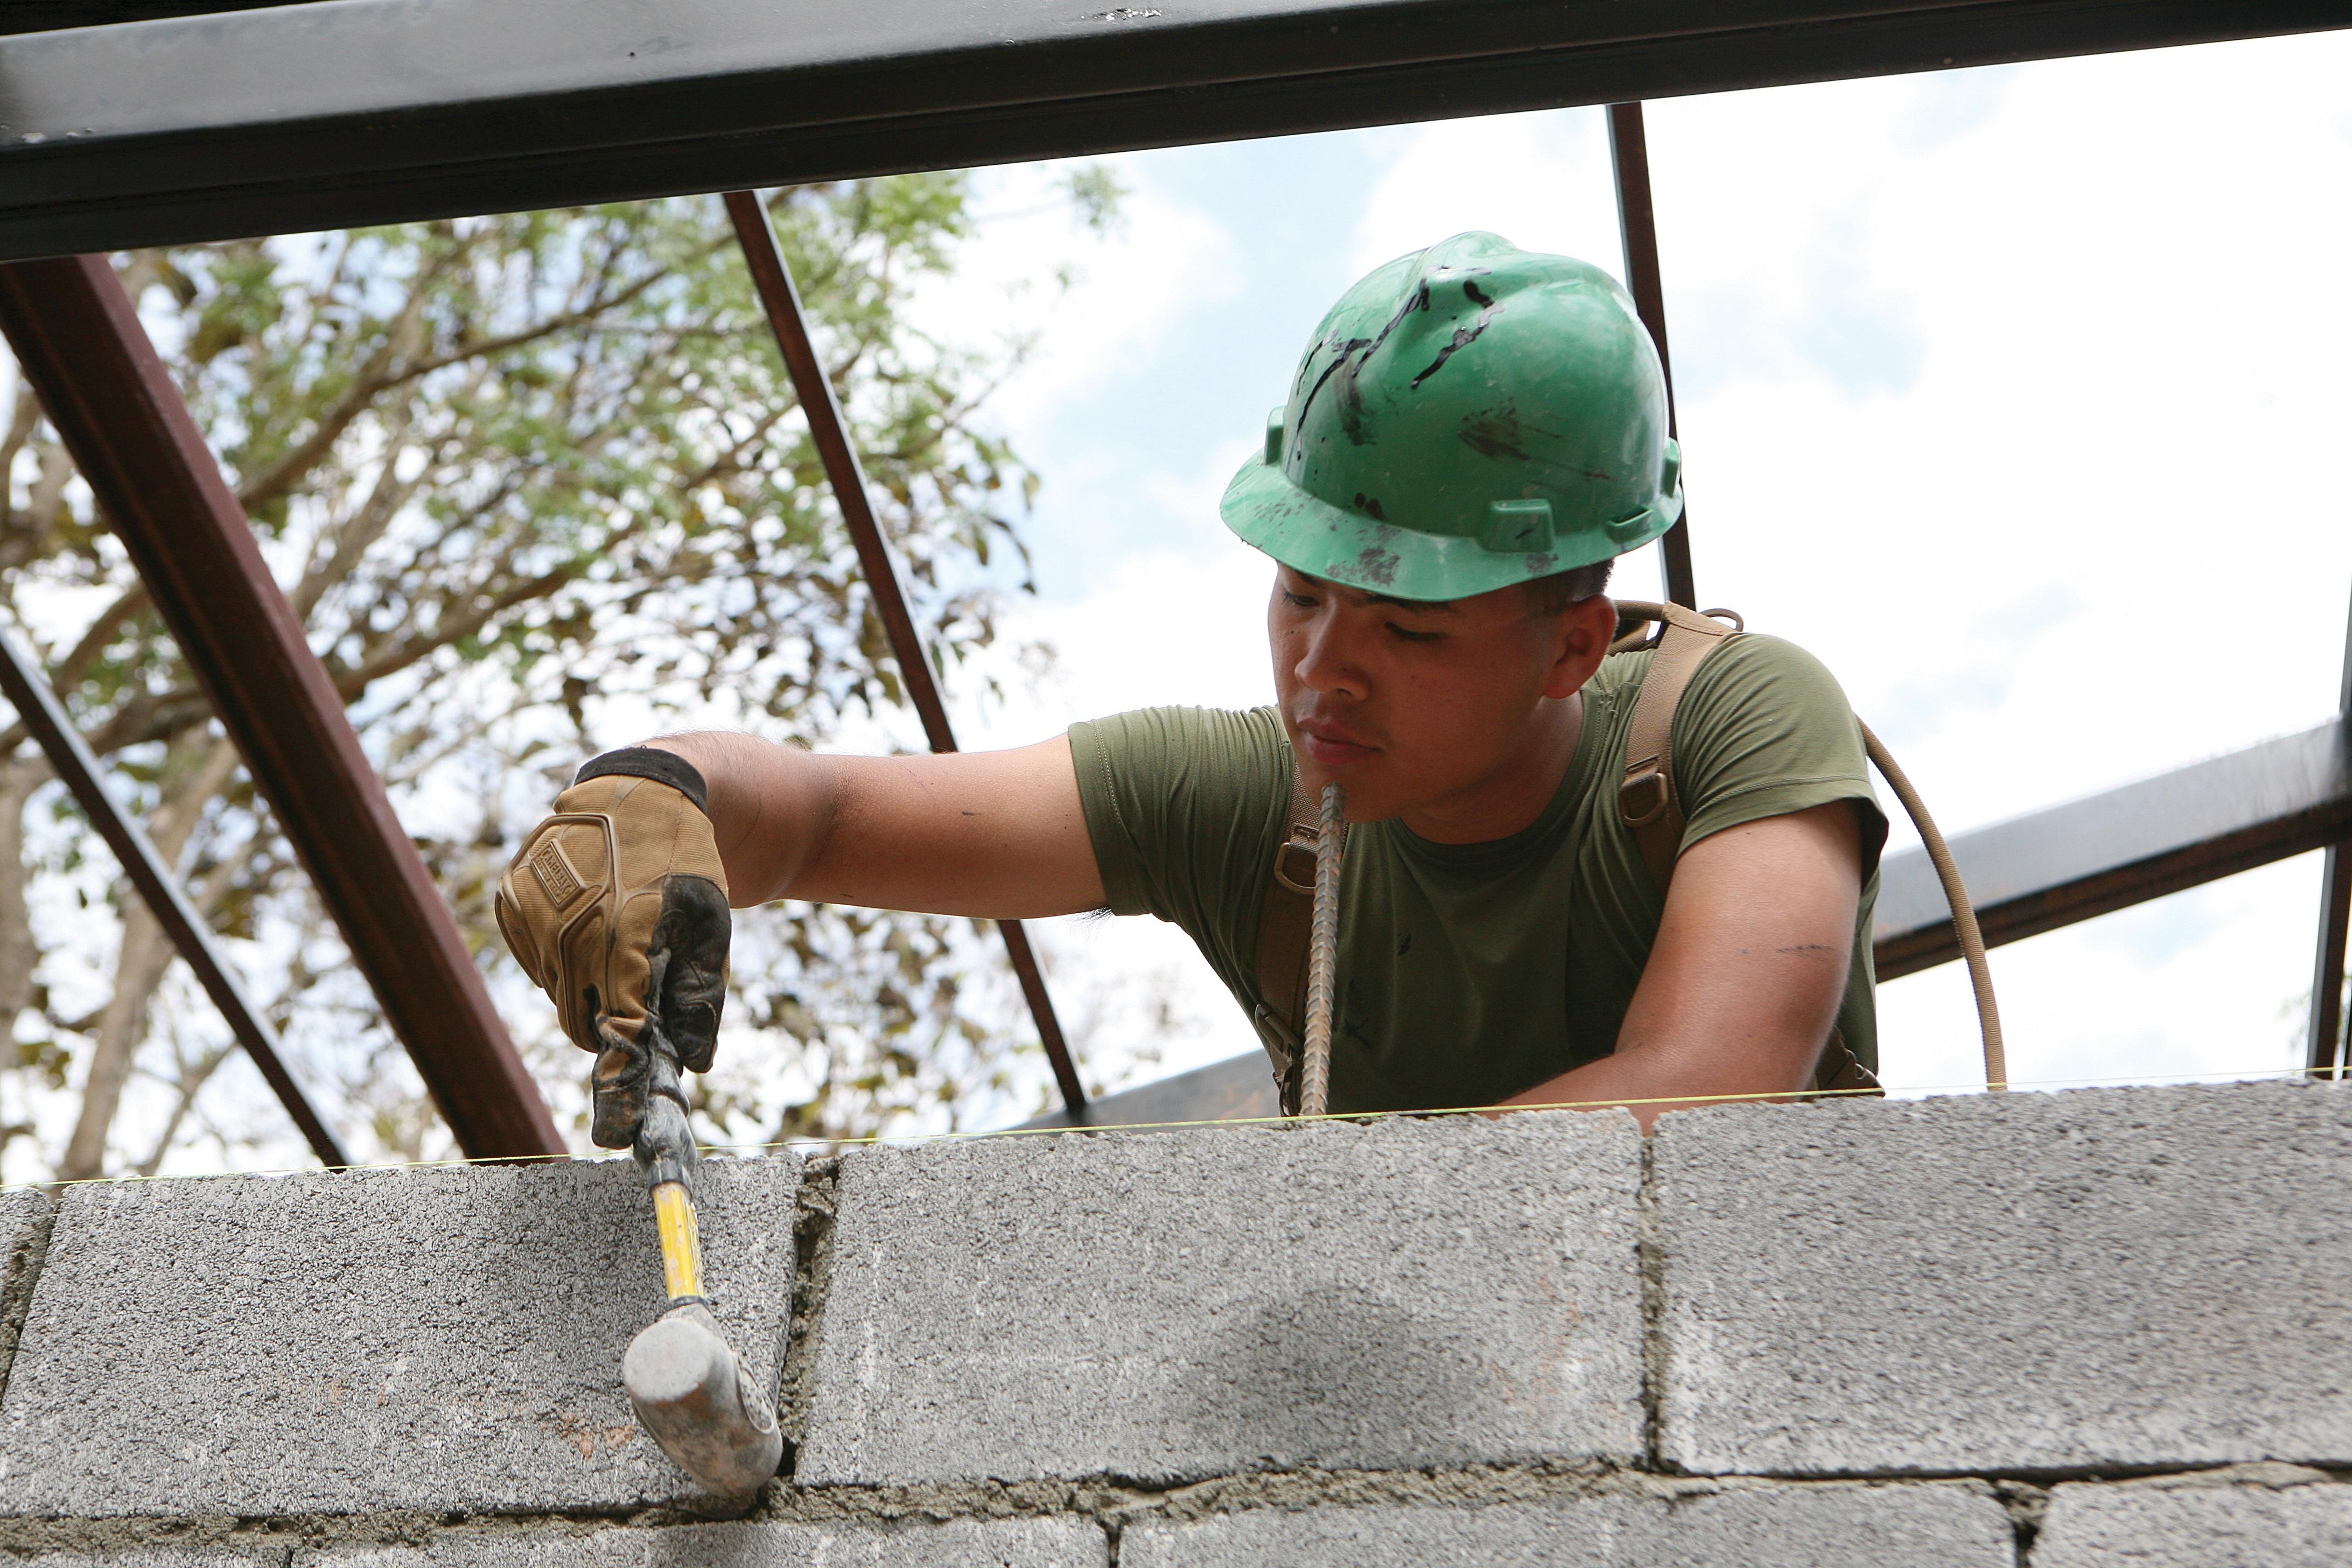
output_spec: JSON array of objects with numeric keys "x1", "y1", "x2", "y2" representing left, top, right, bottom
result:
[
  {"x1": 1615, "y1": 601, "x2": 1742, "y2": 893},
  {"x1": 1618, "y1": 604, "x2": 1883, "y2": 1102},
  {"x1": 1253, "y1": 764, "x2": 1346, "y2": 1114}
]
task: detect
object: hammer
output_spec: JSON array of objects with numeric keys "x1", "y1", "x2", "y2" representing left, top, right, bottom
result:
[{"x1": 620, "y1": 1022, "x2": 782, "y2": 1499}]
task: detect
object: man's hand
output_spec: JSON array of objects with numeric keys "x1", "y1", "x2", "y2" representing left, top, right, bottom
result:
[
  {"x1": 1498, "y1": 800, "x2": 1864, "y2": 1129},
  {"x1": 494, "y1": 750, "x2": 731, "y2": 1149}
]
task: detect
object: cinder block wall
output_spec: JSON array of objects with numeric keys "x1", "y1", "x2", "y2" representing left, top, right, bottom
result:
[{"x1": 2, "y1": 1080, "x2": 2348, "y2": 1565}]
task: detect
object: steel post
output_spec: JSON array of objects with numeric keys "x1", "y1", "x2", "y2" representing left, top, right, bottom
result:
[
  {"x1": 1606, "y1": 101, "x2": 1696, "y2": 610},
  {"x1": 0, "y1": 255, "x2": 562, "y2": 1160},
  {"x1": 725, "y1": 191, "x2": 1087, "y2": 1118},
  {"x1": 2306, "y1": 581, "x2": 2352, "y2": 1078},
  {"x1": 0, "y1": 625, "x2": 349, "y2": 1167}
]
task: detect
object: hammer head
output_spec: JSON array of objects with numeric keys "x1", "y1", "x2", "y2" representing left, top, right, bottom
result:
[{"x1": 623, "y1": 1301, "x2": 782, "y2": 1500}]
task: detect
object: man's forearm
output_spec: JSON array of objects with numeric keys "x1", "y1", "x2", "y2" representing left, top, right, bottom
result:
[
  {"x1": 1493, "y1": 803, "x2": 1861, "y2": 1131},
  {"x1": 642, "y1": 732, "x2": 836, "y2": 907},
  {"x1": 1494, "y1": 1045, "x2": 1813, "y2": 1132}
]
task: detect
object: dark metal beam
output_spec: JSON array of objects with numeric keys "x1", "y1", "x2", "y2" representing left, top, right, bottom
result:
[
  {"x1": 725, "y1": 191, "x2": 1088, "y2": 1119},
  {"x1": 1606, "y1": 102, "x2": 1697, "y2": 612},
  {"x1": 0, "y1": 624, "x2": 349, "y2": 1167},
  {"x1": 2306, "y1": 580, "x2": 2352, "y2": 1078},
  {"x1": 2, "y1": 0, "x2": 2347, "y2": 261},
  {"x1": 0, "y1": 0, "x2": 317, "y2": 37},
  {"x1": 1873, "y1": 719, "x2": 2352, "y2": 980},
  {"x1": 0, "y1": 254, "x2": 563, "y2": 1160}
]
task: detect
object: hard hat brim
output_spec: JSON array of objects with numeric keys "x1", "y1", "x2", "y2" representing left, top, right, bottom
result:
[{"x1": 1219, "y1": 451, "x2": 1682, "y2": 605}]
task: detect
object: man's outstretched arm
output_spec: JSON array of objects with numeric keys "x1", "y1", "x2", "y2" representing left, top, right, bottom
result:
[
  {"x1": 1497, "y1": 800, "x2": 1863, "y2": 1131},
  {"x1": 645, "y1": 731, "x2": 1108, "y2": 919}
]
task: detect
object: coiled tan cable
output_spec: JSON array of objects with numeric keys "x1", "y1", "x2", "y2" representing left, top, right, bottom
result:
[
  {"x1": 1613, "y1": 601, "x2": 2005, "y2": 1094},
  {"x1": 1859, "y1": 722, "x2": 2007, "y2": 1090}
]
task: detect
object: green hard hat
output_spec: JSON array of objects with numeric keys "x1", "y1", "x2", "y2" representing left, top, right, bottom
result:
[{"x1": 1221, "y1": 231, "x2": 1683, "y2": 603}]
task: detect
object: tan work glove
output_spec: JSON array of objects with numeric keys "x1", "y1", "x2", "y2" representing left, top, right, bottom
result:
[{"x1": 495, "y1": 748, "x2": 731, "y2": 1150}]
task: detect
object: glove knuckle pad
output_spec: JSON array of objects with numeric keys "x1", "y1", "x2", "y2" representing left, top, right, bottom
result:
[{"x1": 504, "y1": 775, "x2": 731, "y2": 1077}]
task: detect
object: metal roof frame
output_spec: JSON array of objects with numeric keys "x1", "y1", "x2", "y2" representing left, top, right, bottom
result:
[
  {"x1": 0, "y1": 0, "x2": 2344, "y2": 1156},
  {"x1": 1, "y1": 0, "x2": 2349, "y2": 261}
]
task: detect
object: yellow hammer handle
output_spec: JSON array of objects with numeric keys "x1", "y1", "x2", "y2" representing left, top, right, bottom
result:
[{"x1": 651, "y1": 1179, "x2": 705, "y2": 1302}]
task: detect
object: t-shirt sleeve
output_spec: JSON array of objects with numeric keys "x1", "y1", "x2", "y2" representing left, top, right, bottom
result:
[
  {"x1": 1067, "y1": 706, "x2": 1292, "y2": 936},
  {"x1": 1669, "y1": 634, "x2": 1889, "y2": 881}
]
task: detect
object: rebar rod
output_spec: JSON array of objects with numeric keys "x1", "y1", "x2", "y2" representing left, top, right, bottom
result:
[{"x1": 1298, "y1": 782, "x2": 1346, "y2": 1118}]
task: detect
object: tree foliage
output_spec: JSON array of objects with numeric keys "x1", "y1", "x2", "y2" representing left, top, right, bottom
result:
[{"x1": 0, "y1": 175, "x2": 1121, "y2": 1181}]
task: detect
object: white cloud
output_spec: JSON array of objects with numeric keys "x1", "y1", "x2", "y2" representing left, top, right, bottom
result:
[
  {"x1": 911, "y1": 155, "x2": 1242, "y2": 434},
  {"x1": 1349, "y1": 111, "x2": 1626, "y2": 281}
]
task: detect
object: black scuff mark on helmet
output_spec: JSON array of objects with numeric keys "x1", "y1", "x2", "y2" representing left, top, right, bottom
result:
[
  {"x1": 1304, "y1": 285, "x2": 1431, "y2": 447},
  {"x1": 1459, "y1": 410, "x2": 1530, "y2": 461},
  {"x1": 1340, "y1": 283, "x2": 1432, "y2": 444},
  {"x1": 1352, "y1": 546, "x2": 1400, "y2": 585},
  {"x1": 1462, "y1": 280, "x2": 1495, "y2": 307},
  {"x1": 1293, "y1": 328, "x2": 1348, "y2": 396},
  {"x1": 1365, "y1": 281, "x2": 1433, "y2": 359},
  {"x1": 1352, "y1": 493, "x2": 1388, "y2": 522},
  {"x1": 1410, "y1": 311, "x2": 1491, "y2": 389},
  {"x1": 1340, "y1": 382, "x2": 1373, "y2": 446},
  {"x1": 1294, "y1": 336, "x2": 1371, "y2": 435}
]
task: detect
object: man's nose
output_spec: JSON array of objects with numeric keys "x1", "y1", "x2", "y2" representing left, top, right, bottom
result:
[{"x1": 1293, "y1": 612, "x2": 1366, "y2": 701}]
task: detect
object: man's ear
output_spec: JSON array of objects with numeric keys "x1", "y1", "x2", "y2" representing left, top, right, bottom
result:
[{"x1": 1540, "y1": 592, "x2": 1618, "y2": 701}]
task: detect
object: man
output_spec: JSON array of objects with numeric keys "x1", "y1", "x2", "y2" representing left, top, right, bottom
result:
[{"x1": 495, "y1": 232, "x2": 1884, "y2": 1147}]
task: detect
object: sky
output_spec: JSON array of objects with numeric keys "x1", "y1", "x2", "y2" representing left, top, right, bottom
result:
[{"x1": 900, "y1": 28, "x2": 2352, "y2": 1105}]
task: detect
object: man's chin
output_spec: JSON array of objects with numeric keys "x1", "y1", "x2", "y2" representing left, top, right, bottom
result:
[{"x1": 1299, "y1": 769, "x2": 1401, "y2": 825}]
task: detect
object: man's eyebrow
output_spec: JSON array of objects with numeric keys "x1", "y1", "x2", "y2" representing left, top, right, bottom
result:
[{"x1": 1363, "y1": 592, "x2": 1460, "y2": 613}]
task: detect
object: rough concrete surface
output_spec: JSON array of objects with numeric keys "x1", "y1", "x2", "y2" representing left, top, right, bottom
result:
[
  {"x1": 0, "y1": 1186, "x2": 54, "y2": 1399},
  {"x1": 799, "y1": 1112, "x2": 1644, "y2": 1486},
  {"x1": 310, "y1": 1517, "x2": 1104, "y2": 1566},
  {"x1": 10, "y1": 1555, "x2": 288, "y2": 1568},
  {"x1": 0, "y1": 1154, "x2": 799, "y2": 1516},
  {"x1": 1653, "y1": 1079, "x2": 2352, "y2": 1475},
  {"x1": 2032, "y1": 1467, "x2": 2352, "y2": 1567},
  {"x1": 1121, "y1": 1481, "x2": 2014, "y2": 1565}
]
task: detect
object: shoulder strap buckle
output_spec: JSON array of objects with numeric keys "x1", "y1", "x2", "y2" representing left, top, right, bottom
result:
[
  {"x1": 1275, "y1": 833, "x2": 1319, "y2": 895},
  {"x1": 1618, "y1": 763, "x2": 1672, "y2": 829}
]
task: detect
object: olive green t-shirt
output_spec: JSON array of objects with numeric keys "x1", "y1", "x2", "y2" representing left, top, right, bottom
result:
[{"x1": 1068, "y1": 634, "x2": 1888, "y2": 1114}]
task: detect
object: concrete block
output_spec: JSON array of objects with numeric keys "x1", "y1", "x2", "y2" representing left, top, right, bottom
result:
[
  {"x1": 1122, "y1": 1482, "x2": 2014, "y2": 1566},
  {"x1": 2033, "y1": 1468, "x2": 2352, "y2": 1568},
  {"x1": 0, "y1": 1185, "x2": 54, "y2": 1396},
  {"x1": 6, "y1": 1554, "x2": 284, "y2": 1568},
  {"x1": 0, "y1": 1155, "x2": 797, "y2": 1517},
  {"x1": 800, "y1": 1112, "x2": 1643, "y2": 1486},
  {"x1": 1653, "y1": 1079, "x2": 2352, "y2": 1475},
  {"x1": 305, "y1": 1517, "x2": 1104, "y2": 1567}
]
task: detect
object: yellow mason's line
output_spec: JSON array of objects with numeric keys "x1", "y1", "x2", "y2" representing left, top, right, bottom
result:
[
  {"x1": 3, "y1": 1062, "x2": 2337, "y2": 1194},
  {"x1": 652, "y1": 1180, "x2": 704, "y2": 1302}
]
